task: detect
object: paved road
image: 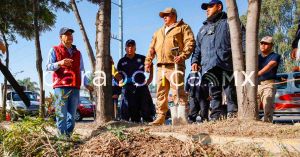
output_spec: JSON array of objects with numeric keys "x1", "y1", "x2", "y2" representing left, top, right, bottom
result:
[{"x1": 77, "y1": 115, "x2": 300, "y2": 125}]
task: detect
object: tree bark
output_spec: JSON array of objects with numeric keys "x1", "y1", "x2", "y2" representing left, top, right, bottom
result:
[
  {"x1": 1, "y1": 32, "x2": 8, "y2": 120},
  {"x1": 225, "y1": 0, "x2": 247, "y2": 120},
  {"x1": 95, "y1": 0, "x2": 113, "y2": 124},
  {"x1": 226, "y1": 0, "x2": 261, "y2": 120},
  {"x1": 33, "y1": 0, "x2": 45, "y2": 118},
  {"x1": 243, "y1": 0, "x2": 262, "y2": 120},
  {"x1": 70, "y1": 0, "x2": 96, "y2": 73}
]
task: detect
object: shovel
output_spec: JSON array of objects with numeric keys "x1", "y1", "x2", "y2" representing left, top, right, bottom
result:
[
  {"x1": 171, "y1": 47, "x2": 180, "y2": 106},
  {"x1": 170, "y1": 47, "x2": 180, "y2": 125},
  {"x1": 171, "y1": 47, "x2": 188, "y2": 125}
]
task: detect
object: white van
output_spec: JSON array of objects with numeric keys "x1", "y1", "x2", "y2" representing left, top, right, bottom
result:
[
  {"x1": 259, "y1": 72, "x2": 300, "y2": 116},
  {"x1": 0, "y1": 84, "x2": 40, "y2": 121},
  {"x1": 6, "y1": 91, "x2": 40, "y2": 121}
]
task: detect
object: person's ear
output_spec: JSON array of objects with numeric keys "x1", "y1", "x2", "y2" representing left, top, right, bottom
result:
[{"x1": 217, "y1": 4, "x2": 222, "y2": 12}]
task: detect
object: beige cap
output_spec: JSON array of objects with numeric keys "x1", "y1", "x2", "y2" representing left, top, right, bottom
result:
[
  {"x1": 159, "y1": 7, "x2": 177, "y2": 18},
  {"x1": 260, "y1": 36, "x2": 273, "y2": 44}
]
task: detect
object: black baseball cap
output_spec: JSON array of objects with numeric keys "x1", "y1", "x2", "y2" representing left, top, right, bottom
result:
[
  {"x1": 59, "y1": 27, "x2": 74, "y2": 35},
  {"x1": 201, "y1": 0, "x2": 223, "y2": 10},
  {"x1": 125, "y1": 39, "x2": 136, "y2": 46}
]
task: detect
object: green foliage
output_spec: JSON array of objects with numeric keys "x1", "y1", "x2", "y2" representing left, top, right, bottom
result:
[
  {"x1": 240, "y1": 0, "x2": 299, "y2": 72},
  {"x1": 107, "y1": 125, "x2": 128, "y2": 141},
  {"x1": 0, "y1": 0, "x2": 70, "y2": 42},
  {"x1": 1, "y1": 117, "x2": 80, "y2": 157},
  {"x1": 17, "y1": 77, "x2": 40, "y2": 92}
]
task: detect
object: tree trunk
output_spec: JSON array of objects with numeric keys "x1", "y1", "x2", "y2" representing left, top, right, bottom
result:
[
  {"x1": 226, "y1": 0, "x2": 261, "y2": 120},
  {"x1": 70, "y1": 0, "x2": 96, "y2": 73},
  {"x1": 95, "y1": 0, "x2": 113, "y2": 124},
  {"x1": 1, "y1": 32, "x2": 8, "y2": 120},
  {"x1": 33, "y1": 0, "x2": 45, "y2": 118},
  {"x1": 225, "y1": 0, "x2": 247, "y2": 120},
  {"x1": 242, "y1": 0, "x2": 262, "y2": 120}
]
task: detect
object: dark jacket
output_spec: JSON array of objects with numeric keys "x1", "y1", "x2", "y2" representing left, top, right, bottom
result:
[{"x1": 191, "y1": 12, "x2": 245, "y2": 73}]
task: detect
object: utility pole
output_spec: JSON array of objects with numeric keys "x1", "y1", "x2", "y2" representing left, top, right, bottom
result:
[{"x1": 111, "y1": 0, "x2": 123, "y2": 59}]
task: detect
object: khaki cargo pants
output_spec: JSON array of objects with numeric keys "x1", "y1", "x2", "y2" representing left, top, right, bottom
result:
[
  {"x1": 257, "y1": 80, "x2": 276, "y2": 122},
  {"x1": 156, "y1": 65, "x2": 188, "y2": 115}
]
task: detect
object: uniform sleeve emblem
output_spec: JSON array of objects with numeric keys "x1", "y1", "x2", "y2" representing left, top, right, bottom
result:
[{"x1": 137, "y1": 58, "x2": 142, "y2": 63}]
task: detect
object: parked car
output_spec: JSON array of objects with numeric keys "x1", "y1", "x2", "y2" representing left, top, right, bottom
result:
[
  {"x1": 47, "y1": 96, "x2": 96, "y2": 121},
  {"x1": 6, "y1": 91, "x2": 40, "y2": 121},
  {"x1": 75, "y1": 97, "x2": 96, "y2": 121},
  {"x1": 259, "y1": 72, "x2": 300, "y2": 117}
]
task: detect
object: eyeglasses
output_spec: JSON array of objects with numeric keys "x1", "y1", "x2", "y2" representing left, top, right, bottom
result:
[{"x1": 260, "y1": 42, "x2": 272, "y2": 45}]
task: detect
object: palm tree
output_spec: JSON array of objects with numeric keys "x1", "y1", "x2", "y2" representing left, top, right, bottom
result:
[
  {"x1": 2, "y1": 0, "x2": 69, "y2": 117},
  {"x1": 70, "y1": 0, "x2": 96, "y2": 73},
  {"x1": 17, "y1": 77, "x2": 40, "y2": 93},
  {"x1": 0, "y1": 32, "x2": 9, "y2": 120},
  {"x1": 0, "y1": 0, "x2": 26, "y2": 120}
]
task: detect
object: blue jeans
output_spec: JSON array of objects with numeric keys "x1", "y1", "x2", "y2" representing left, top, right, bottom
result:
[
  {"x1": 204, "y1": 67, "x2": 237, "y2": 119},
  {"x1": 54, "y1": 87, "x2": 79, "y2": 136}
]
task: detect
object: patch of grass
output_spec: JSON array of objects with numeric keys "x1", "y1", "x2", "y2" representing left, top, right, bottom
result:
[
  {"x1": 106, "y1": 125, "x2": 128, "y2": 141},
  {"x1": 2, "y1": 117, "x2": 81, "y2": 157}
]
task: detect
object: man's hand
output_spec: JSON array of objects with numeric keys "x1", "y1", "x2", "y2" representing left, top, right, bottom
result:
[
  {"x1": 58, "y1": 58, "x2": 73, "y2": 67},
  {"x1": 149, "y1": 47, "x2": 156, "y2": 58},
  {"x1": 0, "y1": 42, "x2": 6, "y2": 54},
  {"x1": 191, "y1": 63, "x2": 200, "y2": 71},
  {"x1": 293, "y1": 66, "x2": 300, "y2": 72},
  {"x1": 86, "y1": 85, "x2": 94, "y2": 92},
  {"x1": 145, "y1": 64, "x2": 151, "y2": 73},
  {"x1": 258, "y1": 70, "x2": 262, "y2": 77},
  {"x1": 112, "y1": 94, "x2": 119, "y2": 99},
  {"x1": 174, "y1": 56, "x2": 183, "y2": 64},
  {"x1": 291, "y1": 48, "x2": 298, "y2": 60},
  {"x1": 146, "y1": 79, "x2": 152, "y2": 86}
]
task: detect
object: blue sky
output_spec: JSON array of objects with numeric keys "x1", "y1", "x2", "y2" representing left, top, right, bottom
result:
[{"x1": 0, "y1": 0, "x2": 248, "y2": 96}]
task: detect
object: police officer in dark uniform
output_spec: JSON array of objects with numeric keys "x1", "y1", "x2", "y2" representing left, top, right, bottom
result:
[
  {"x1": 117, "y1": 39, "x2": 155, "y2": 123},
  {"x1": 185, "y1": 72, "x2": 210, "y2": 122}
]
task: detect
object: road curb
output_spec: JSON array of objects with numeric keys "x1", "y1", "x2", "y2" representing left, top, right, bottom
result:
[{"x1": 150, "y1": 132, "x2": 300, "y2": 154}]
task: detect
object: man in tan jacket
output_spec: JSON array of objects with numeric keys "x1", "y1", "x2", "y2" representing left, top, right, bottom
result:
[{"x1": 145, "y1": 7, "x2": 195, "y2": 125}]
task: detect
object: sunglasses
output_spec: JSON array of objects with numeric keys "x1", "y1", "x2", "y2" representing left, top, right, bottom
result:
[{"x1": 260, "y1": 42, "x2": 272, "y2": 45}]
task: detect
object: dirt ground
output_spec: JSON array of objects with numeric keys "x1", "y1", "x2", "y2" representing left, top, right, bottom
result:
[
  {"x1": 71, "y1": 119, "x2": 300, "y2": 156},
  {"x1": 1, "y1": 119, "x2": 300, "y2": 156},
  {"x1": 143, "y1": 119, "x2": 300, "y2": 139}
]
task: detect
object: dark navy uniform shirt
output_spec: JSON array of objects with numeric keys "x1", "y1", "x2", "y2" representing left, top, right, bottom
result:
[
  {"x1": 258, "y1": 52, "x2": 281, "y2": 82},
  {"x1": 117, "y1": 54, "x2": 146, "y2": 85}
]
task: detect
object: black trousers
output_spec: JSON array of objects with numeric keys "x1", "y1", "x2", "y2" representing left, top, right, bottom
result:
[
  {"x1": 188, "y1": 84, "x2": 210, "y2": 122},
  {"x1": 203, "y1": 66, "x2": 238, "y2": 119},
  {"x1": 120, "y1": 85, "x2": 155, "y2": 122}
]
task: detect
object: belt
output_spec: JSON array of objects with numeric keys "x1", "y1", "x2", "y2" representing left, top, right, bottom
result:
[
  {"x1": 157, "y1": 63, "x2": 174, "y2": 67},
  {"x1": 258, "y1": 79, "x2": 275, "y2": 85}
]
